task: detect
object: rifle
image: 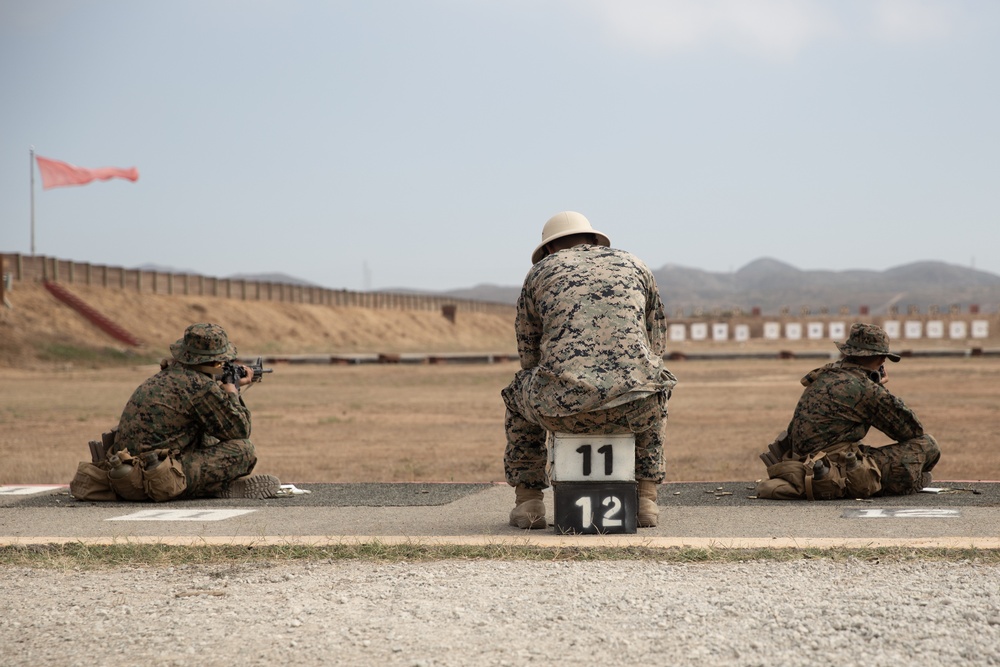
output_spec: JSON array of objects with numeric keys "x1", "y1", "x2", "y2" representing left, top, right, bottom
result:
[{"x1": 221, "y1": 356, "x2": 273, "y2": 386}]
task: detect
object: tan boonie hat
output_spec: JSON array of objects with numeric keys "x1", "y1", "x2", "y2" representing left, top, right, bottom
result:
[
  {"x1": 836, "y1": 323, "x2": 901, "y2": 362},
  {"x1": 531, "y1": 211, "x2": 611, "y2": 264},
  {"x1": 170, "y1": 323, "x2": 237, "y2": 364}
]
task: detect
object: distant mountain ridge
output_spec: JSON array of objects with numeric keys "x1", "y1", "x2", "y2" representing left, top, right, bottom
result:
[
  {"x1": 434, "y1": 259, "x2": 1000, "y2": 316},
  {"x1": 136, "y1": 264, "x2": 319, "y2": 287},
  {"x1": 140, "y1": 259, "x2": 1000, "y2": 316}
]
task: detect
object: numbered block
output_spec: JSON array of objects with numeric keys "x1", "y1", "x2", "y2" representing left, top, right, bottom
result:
[
  {"x1": 550, "y1": 433, "x2": 635, "y2": 483},
  {"x1": 553, "y1": 481, "x2": 637, "y2": 534}
]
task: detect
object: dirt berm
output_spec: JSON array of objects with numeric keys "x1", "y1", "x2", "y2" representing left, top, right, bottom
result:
[{"x1": 0, "y1": 282, "x2": 517, "y2": 369}]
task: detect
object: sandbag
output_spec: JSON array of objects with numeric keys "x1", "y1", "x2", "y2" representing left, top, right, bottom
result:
[{"x1": 69, "y1": 461, "x2": 116, "y2": 502}]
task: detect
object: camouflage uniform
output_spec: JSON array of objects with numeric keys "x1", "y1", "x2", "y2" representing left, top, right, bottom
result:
[
  {"x1": 502, "y1": 244, "x2": 676, "y2": 489},
  {"x1": 787, "y1": 326, "x2": 940, "y2": 496},
  {"x1": 114, "y1": 326, "x2": 258, "y2": 498}
]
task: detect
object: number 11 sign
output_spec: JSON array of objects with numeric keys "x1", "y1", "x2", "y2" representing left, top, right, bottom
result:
[{"x1": 550, "y1": 433, "x2": 636, "y2": 483}]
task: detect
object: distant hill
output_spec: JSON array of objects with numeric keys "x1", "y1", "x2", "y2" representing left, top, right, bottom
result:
[
  {"x1": 136, "y1": 264, "x2": 319, "y2": 287},
  {"x1": 227, "y1": 272, "x2": 319, "y2": 287},
  {"x1": 149, "y1": 258, "x2": 1000, "y2": 316},
  {"x1": 427, "y1": 259, "x2": 1000, "y2": 316},
  {"x1": 434, "y1": 284, "x2": 522, "y2": 305},
  {"x1": 655, "y1": 258, "x2": 1000, "y2": 315}
]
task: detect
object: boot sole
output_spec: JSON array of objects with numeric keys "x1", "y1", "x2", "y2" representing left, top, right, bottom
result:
[{"x1": 217, "y1": 474, "x2": 281, "y2": 499}]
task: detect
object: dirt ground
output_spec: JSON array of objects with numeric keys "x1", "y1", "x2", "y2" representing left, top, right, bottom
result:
[
  {"x1": 1, "y1": 356, "x2": 996, "y2": 486},
  {"x1": 1, "y1": 280, "x2": 997, "y2": 485}
]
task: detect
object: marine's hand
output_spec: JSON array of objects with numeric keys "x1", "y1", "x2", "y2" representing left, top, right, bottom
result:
[
  {"x1": 238, "y1": 364, "x2": 254, "y2": 387},
  {"x1": 219, "y1": 361, "x2": 242, "y2": 393}
]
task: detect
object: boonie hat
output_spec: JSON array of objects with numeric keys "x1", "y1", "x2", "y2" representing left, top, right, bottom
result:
[
  {"x1": 170, "y1": 323, "x2": 237, "y2": 364},
  {"x1": 836, "y1": 323, "x2": 901, "y2": 362},
  {"x1": 531, "y1": 211, "x2": 611, "y2": 264}
]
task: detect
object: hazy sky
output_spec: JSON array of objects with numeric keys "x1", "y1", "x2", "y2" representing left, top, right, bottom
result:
[{"x1": 2, "y1": 0, "x2": 998, "y2": 291}]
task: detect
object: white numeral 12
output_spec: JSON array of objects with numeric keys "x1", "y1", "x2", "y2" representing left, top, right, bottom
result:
[{"x1": 574, "y1": 495, "x2": 623, "y2": 528}]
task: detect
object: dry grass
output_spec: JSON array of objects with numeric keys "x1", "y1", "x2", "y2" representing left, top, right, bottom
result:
[
  {"x1": 5, "y1": 542, "x2": 1000, "y2": 570},
  {"x1": 1, "y1": 356, "x2": 997, "y2": 485}
]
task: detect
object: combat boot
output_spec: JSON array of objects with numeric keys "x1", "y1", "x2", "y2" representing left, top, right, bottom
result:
[
  {"x1": 217, "y1": 474, "x2": 281, "y2": 499},
  {"x1": 509, "y1": 485, "x2": 546, "y2": 529},
  {"x1": 637, "y1": 480, "x2": 660, "y2": 528}
]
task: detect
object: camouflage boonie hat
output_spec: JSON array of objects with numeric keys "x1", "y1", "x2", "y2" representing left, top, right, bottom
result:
[
  {"x1": 170, "y1": 323, "x2": 237, "y2": 364},
  {"x1": 836, "y1": 323, "x2": 901, "y2": 362}
]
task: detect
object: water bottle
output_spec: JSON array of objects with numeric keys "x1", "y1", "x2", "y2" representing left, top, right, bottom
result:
[
  {"x1": 844, "y1": 451, "x2": 860, "y2": 471},
  {"x1": 108, "y1": 454, "x2": 134, "y2": 480},
  {"x1": 139, "y1": 451, "x2": 161, "y2": 471},
  {"x1": 812, "y1": 459, "x2": 829, "y2": 480}
]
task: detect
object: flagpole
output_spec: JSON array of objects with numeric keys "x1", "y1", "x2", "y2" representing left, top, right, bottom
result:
[{"x1": 29, "y1": 146, "x2": 35, "y2": 256}]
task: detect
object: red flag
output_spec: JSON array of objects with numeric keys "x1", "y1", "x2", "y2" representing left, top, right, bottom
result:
[{"x1": 35, "y1": 155, "x2": 139, "y2": 189}]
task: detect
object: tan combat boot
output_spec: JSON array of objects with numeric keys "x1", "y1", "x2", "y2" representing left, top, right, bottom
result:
[
  {"x1": 637, "y1": 480, "x2": 659, "y2": 528},
  {"x1": 509, "y1": 485, "x2": 546, "y2": 529},
  {"x1": 216, "y1": 474, "x2": 281, "y2": 499}
]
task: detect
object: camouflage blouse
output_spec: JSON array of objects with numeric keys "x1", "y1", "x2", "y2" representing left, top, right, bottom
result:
[
  {"x1": 115, "y1": 362, "x2": 252, "y2": 454},
  {"x1": 514, "y1": 244, "x2": 672, "y2": 416},
  {"x1": 788, "y1": 360, "x2": 925, "y2": 455}
]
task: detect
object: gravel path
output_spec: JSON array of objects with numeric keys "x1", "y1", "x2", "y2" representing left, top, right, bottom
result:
[{"x1": 4, "y1": 559, "x2": 1000, "y2": 666}]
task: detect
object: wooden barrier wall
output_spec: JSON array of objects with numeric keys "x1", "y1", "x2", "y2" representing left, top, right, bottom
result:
[{"x1": 0, "y1": 253, "x2": 515, "y2": 317}]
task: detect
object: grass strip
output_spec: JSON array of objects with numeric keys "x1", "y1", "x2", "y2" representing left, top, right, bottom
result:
[{"x1": 2, "y1": 542, "x2": 999, "y2": 570}]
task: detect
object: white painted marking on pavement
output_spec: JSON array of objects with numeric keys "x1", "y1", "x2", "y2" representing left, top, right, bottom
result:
[
  {"x1": 107, "y1": 509, "x2": 256, "y2": 522},
  {"x1": 0, "y1": 485, "x2": 66, "y2": 495},
  {"x1": 842, "y1": 508, "x2": 961, "y2": 519}
]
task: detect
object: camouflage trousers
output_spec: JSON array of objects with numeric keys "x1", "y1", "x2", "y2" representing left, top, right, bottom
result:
[
  {"x1": 860, "y1": 434, "x2": 940, "y2": 496},
  {"x1": 174, "y1": 436, "x2": 258, "y2": 499},
  {"x1": 502, "y1": 375, "x2": 668, "y2": 489}
]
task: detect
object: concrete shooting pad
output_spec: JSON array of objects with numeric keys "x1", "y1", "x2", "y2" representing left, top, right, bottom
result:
[{"x1": 1, "y1": 481, "x2": 998, "y2": 549}]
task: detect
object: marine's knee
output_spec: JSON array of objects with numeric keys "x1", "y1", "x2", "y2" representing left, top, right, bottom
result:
[
  {"x1": 922, "y1": 434, "x2": 940, "y2": 465},
  {"x1": 213, "y1": 439, "x2": 256, "y2": 471},
  {"x1": 223, "y1": 437, "x2": 255, "y2": 456}
]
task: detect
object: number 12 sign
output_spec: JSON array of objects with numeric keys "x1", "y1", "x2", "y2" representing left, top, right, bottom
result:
[{"x1": 553, "y1": 482, "x2": 638, "y2": 534}]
